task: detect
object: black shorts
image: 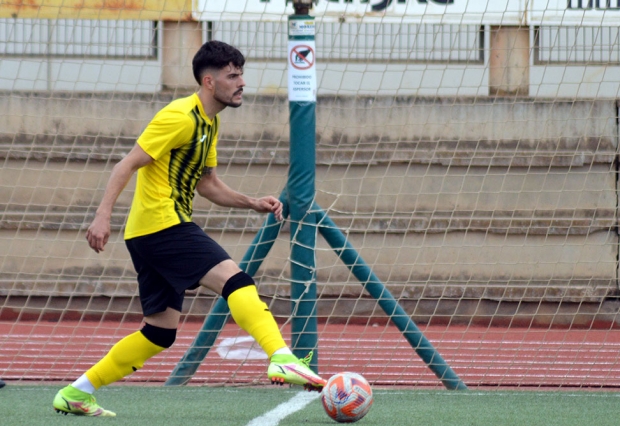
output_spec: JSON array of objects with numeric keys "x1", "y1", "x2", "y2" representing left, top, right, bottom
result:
[{"x1": 125, "y1": 222, "x2": 231, "y2": 316}]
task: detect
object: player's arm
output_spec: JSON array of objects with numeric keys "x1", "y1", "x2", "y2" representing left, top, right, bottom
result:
[
  {"x1": 196, "y1": 167, "x2": 283, "y2": 221},
  {"x1": 86, "y1": 144, "x2": 154, "y2": 253}
]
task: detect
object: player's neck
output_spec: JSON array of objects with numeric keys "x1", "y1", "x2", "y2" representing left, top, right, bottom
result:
[{"x1": 196, "y1": 87, "x2": 225, "y2": 120}]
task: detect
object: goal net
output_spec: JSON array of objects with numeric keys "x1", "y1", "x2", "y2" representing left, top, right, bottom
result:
[{"x1": 1, "y1": 0, "x2": 620, "y2": 389}]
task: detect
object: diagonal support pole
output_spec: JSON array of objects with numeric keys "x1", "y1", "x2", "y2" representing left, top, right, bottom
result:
[{"x1": 314, "y1": 204, "x2": 468, "y2": 390}]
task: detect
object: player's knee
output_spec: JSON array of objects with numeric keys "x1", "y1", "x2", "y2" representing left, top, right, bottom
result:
[
  {"x1": 222, "y1": 271, "x2": 255, "y2": 301},
  {"x1": 140, "y1": 323, "x2": 177, "y2": 348}
]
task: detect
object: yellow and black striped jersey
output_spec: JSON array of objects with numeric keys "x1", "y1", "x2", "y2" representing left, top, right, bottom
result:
[{"x1": 124, "y1": 93, "x2": 218, "y2": 239}]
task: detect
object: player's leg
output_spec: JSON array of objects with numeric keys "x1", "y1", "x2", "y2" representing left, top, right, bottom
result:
[
  {"x1": 53, "y1": 234, "x2": 182, "y2": 416},
  {"x1": 53, "y1": 318, "x2": 176, "y2": 417},
  {"x1": 200, "y1": 259, "x2": 326, "y2": 391},
  {"x1": 54, "y1": 309, "x2": 179, "y2": 415},
  {"x1": 53, "y1": 309, "x2": 179, "y2": 417},
  {"x1": 84, "y1": 309, "x2": 179, "y2": 389}
]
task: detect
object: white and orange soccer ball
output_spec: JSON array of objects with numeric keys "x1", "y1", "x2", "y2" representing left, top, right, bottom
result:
[{"x1": 321, "y1": 372, "x2": 374, "y2": 423}]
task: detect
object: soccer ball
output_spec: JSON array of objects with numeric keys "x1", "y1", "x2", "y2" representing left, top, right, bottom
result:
[{"x1": 321, "y1": 372, "x2": 374, "y2": 423}]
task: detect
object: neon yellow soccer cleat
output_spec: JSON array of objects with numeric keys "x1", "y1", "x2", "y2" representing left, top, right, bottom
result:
[
  {"x1": 53, "y1": 385, "x2": 116, "y2": 417},
  {"x1": 268, "y1": 351, "x2": 327, "y2": 392}
]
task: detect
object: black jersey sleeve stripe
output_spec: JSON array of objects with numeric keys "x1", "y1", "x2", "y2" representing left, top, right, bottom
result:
[
  {"x1": 203, "y1": 115, "x2": 218, "y2": 166},
  {"x1": 168, "y1": 106, "x2": 206, "y2": 222}
]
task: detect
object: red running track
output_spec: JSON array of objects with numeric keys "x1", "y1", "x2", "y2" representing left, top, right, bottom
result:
[{"x1": 1, "y1": 320, "x2": 620, "y2": 389}]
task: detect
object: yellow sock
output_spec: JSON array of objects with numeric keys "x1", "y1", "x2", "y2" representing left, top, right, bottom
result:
[
  {"x1": 85, "y1": 331, "x2": 165, "y2": 389},
  {"x1": 227, "y1": 285, "x2": 286, "y2": 358}
]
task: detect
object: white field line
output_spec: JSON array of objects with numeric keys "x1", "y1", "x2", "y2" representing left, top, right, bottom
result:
[{"x1": 246, "y1": 391, "x2": 320, "y2": 426}]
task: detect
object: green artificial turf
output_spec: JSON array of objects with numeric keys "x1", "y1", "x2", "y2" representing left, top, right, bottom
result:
[{"x1": 2, "y1": 385, "x2": 619, "y2": 426}]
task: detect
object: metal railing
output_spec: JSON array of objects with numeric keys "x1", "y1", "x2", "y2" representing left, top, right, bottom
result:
[{"x1": 0, "y1": 19, "x2": 157, "y2": 58}]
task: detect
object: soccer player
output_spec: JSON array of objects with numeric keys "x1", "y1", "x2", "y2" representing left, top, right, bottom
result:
[{"x1": 52, "y1": 40, "x2": 326, "y2": 417}]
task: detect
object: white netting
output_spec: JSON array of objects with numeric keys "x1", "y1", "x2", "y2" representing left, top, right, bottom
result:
[{"x1": 1, "y1": 1, "x2": 620, "y2": 388}]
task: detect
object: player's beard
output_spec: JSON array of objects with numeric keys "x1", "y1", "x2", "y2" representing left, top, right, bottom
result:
[{"x1": 215, "y1": 88, "x2": 243, "y2": 108}]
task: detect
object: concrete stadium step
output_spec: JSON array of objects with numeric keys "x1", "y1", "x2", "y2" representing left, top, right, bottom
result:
[
  {"x1": 1, "y1": 275, "x2": 615, "y2": 304},
  {"x1": 0, "y1": 204, "x2": 615, "y2": 235},
  {"x1": 1, "y1": 157, "x2": 615, "y2": 219},
  {"x1": 0, "y1": 134, "x2": 615, "y2": 167}
]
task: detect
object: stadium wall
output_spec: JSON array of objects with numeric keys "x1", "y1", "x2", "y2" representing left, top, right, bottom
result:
[
  {"x1": 1, "y1": 92, "x2": 618, "y2": 326},
  {"x1": 1, "y1": 7, "x2": 619, "y2": 326}
]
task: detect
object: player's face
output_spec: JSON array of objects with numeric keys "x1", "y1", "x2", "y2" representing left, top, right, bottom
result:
[{"x1": 213, "y1": 63, "x2": 245, "y2": 108}]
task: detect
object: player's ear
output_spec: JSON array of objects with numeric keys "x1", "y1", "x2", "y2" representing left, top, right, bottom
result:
[{"x1": 201, "y1": 72, "x2": 215, "y2": 90}]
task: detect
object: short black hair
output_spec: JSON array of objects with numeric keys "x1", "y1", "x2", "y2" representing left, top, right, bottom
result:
[{"x1": 192, "y1": 40, "x2": 246, "y2": 85}]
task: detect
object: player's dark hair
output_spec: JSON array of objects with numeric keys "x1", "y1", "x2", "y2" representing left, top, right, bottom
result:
[{"x1": 192, "y1": 40, "x2": 245, "y2": 85}]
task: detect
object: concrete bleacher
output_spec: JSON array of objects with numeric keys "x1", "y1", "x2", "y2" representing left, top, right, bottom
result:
[{"x1": 1, "y1": 91, "x2": 618, "y2": 326}]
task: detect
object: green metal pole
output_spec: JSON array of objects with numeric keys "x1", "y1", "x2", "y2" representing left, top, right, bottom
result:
[{"x1": 287, "y1": 12, "x2": 319, "y2": 370}]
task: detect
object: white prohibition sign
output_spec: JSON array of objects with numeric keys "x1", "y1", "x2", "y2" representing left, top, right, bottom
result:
[{"x1": 290, "y1": 45, "x2": 315, "y2": 70}]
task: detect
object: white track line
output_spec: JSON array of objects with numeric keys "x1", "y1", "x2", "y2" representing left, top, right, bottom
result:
[{"x1": 246, "y1": 391, "x2": 320, "y2": 426}]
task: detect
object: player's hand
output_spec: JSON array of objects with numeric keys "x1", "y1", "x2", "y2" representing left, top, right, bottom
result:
[
  {"x1": 254, "y1": 196, "x2": 284, "y2": 222},
  {"x1": 86, "y1": 214, "x2": 111, "y2": 253}
]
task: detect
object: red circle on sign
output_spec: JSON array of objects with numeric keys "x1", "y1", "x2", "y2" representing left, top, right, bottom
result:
[{"x1": 290, "y1": 45, "x2": 315, "y2": 70}]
